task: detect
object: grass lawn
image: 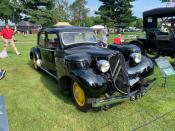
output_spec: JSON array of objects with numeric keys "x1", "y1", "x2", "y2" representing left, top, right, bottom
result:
[{"x1": 1, "y1": 33, "x2": 175, "y2": 130}]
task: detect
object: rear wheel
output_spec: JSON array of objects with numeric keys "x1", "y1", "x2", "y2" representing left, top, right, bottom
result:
[{"x1": 71, "y1": 81, "x2": 90, "y2": 111}]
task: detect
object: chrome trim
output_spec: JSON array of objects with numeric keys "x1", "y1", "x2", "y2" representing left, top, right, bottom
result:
[
  {"x1": 40, "y1": 66, "x2": 58, "y2": 80},
  {"x1": 92, "y1": 90, "x2": 139, "y2": 108},
  {"x1": 129, "y1": 77, "x2": 140, "y2": 86},
  {"x1": 114, "y1": 66, "x2": 122, "y2": 81},
  {"x1": 92, "y1": 96, "x2": 128, "y2": 108},
  {"x1": 38, "y1": 47, "x2": 55, "y2": 52},
  {"x1": 112, "y1": 60, "x2": 120, "y2": 77}
]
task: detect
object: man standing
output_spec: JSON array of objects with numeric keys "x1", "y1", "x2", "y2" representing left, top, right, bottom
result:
[
  {"x1": 0, "y1": 23, "x2": 20, "y2": 58},
  {"x1": 100, "y1": 26, "x2": 108, "y2": 44}
]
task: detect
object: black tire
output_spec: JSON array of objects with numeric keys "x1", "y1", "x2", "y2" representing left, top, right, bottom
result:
[{"x1": 71, "y1": 81, "x2": 91, "y2": 112}]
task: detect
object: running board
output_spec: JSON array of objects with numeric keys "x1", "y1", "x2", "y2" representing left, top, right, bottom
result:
[{"x1": 40, "y1": 66, "x2": 58, "y2": 80}]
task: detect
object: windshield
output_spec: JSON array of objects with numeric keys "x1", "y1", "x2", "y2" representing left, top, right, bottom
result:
[{"x1": 61, "y1": 32, "x2": 97, "y2": 46}]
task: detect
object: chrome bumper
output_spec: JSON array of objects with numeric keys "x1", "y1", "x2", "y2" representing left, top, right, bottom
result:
[
  {"x1": 92, "y1": 90, "x2": 139, "y2": 108},
  {"x1": 92, "y1": 78, "x2": 156, "y2": 108}
]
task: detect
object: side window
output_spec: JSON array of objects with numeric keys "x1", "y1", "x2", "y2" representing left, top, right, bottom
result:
[
  {"x1": 46, "y1": 33, "x2": 59, "y2": 48},
  {"x1": 39, "y1": 32, "x2": 46, "y2": 46}
]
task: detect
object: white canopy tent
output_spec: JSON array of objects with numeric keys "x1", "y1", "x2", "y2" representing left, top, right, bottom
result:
[
  {"x1": 90, "y1": 25, "x2": 104, "y2": 30},
  {"x1": 54, "y1": 22, "x2": 71, "y2": 27}
]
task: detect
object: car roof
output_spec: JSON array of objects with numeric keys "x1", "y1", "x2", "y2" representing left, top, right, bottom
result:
[
  {"x1": 39, "y1": 26, "x2": 94, "y2": 33},
  {"x1": 143, "y1": 7, "x2": 175, "y2": 18}
]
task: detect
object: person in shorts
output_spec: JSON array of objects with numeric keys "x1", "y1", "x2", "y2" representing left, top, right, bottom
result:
[{"x1": 0, "y1": 23, "x2": 20, "y2": 57}]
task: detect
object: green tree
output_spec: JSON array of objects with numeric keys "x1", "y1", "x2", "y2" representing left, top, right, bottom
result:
[
  {"x1": 0, "y1": 0, "x2": 21, "y2": 23},
  {"x1": 96, "y1": 0, "x2": 135, "y2": 27},
  {"x1": 81, "y1": 16, "x2": 104, "y2": 27},
  {"x1": 53, "y1": 0, "x2": 70, "y2": 22},
  {"x1": 70, "y1": 0, "x2": 89, "y2": 26},
  {"x1": 93, "y1": 16, "x2": 103, "y2": 25},
  {"x1": 135, "y1": 18, "x2": 143, "y2": 28},
  {"x1": 19, "y1": 0, "x2": 56, "y2": 27},
  {"x1": 82, "y1": 17, "x2": 94, "y2": 27}
]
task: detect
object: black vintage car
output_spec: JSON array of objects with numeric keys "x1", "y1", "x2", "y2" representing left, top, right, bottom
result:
[
  {"x1": 30, "y1": 26, "x2": 154, "y2": 111},
  {"x1": 130, "y1": 7, "x2": 175, "y2": 58}
]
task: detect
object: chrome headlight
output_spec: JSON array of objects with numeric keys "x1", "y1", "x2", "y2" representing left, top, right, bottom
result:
[
  {"x1": 97, "y1": 60, "x2": 110, "y2": 73},
  {"x1": 36, "y1": 59, "x2": 42, "y2": 67},
  {"x1": 130, "y1": 53, "x2": 142, "y2": 64}
]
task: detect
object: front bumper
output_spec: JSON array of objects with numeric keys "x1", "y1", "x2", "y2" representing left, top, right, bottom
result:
[
  {"x1": 92, "y1": 79, "x2": 156, "y2": 108},
  {"x1": 92, "y1": 56, "x2": 155, "y2": 108}
]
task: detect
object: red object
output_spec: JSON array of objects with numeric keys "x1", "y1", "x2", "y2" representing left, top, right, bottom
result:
[
  {"x1": 1, "y1": 28, "x2": 14, "y2": 39},
  {"x1": 113, "y1": 37, "x2": 122, "y2": 44}
]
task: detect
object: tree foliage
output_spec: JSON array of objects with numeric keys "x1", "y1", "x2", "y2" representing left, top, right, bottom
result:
[
  {"x1": 96, "y1": 0, "x2": 135, "y2": 27},
  {"x1": 0, "y1": 0, "x2": 21, "y2": 23},
  {"x1": 19, "y1": 0, "x2": 56, "y2": 27},
  {"x1": 70, "y1": 0, "x2": 89, "y2": 26},
  {"x1": 53, "y1": 0, "x2": 70, "y2": 22},
  {"x1": 129, "y1": 18, "x2": 143, "y2": 28}
]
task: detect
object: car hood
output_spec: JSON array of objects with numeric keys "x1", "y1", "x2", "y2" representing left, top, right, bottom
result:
[{"x1": 65, "y1": 45, "x2": 117, "y2": 59}]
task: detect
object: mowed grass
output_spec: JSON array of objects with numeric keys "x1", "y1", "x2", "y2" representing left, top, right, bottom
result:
[{"x1": 1, "y1": 34, "x2": 175, "y2": 130}]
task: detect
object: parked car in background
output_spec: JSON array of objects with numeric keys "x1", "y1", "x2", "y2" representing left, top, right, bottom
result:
[
  {"x1": 130, "y1": 7, "x2": 175, "y2": 59},
  {"x1": 30, "y1": 26, "x2": 154, "y2": 111}
]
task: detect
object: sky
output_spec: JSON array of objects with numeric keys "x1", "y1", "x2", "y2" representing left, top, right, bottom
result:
[{"x1": 68, "y1": 0, "x2": 168, "y2": 18}]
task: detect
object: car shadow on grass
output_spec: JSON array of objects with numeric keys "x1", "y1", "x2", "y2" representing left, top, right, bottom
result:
[
  {"x1": 27, "y1": 62, "x2": 74, "y2": 107},
  {"x1": 27, "y1": 61, "x2": 126, "y2": 112},
  {"x1": 41, "y1": 72, "x2": 74, "y2": 104}
]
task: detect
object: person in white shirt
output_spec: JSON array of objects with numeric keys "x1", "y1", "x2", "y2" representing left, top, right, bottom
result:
[{"x1": 100, "y1": 26, "x2": 108, "y2": 44}]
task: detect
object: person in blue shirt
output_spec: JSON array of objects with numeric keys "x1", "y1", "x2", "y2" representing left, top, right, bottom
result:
[{"x1": 0, "y1": 69, "x2": 5, "y2": 80}]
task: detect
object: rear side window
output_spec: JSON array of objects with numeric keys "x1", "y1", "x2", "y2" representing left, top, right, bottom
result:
[{"x1": 39, "y1": 32, "x2": 45, "y2": 46}]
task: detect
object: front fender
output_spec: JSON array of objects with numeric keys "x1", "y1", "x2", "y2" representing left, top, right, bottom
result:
[
  {"x1": 128, "y1": 55, "x2": 154, "y2": 79},
  {"x1": 30, "y1": 47, "x2": 41, "y2": 60},
  {"x1": 69, "y1": 69, "x2": 108, "y2": 97},
  {"x1": 108, "y1": 44, "x2": 141, "y2": 60}
]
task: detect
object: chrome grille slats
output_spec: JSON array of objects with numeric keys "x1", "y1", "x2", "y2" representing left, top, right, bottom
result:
[
  {"x1": 109, "y1": 53, "x2": 129, "y2": 94},
  {"x1": 114, "y1": 66, "x2": 122, "y2": 81},
  {"x1": 112, "y1": 60, "x2": 120, "y2": 77}
]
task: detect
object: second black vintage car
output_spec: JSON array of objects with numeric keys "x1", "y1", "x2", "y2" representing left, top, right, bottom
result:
[
  {"x1": 30, "y1": 26, "x2": 154, "y2": 111},
  {"x1": 130, "y1": 7, "x2": 175, "y2": 59}
]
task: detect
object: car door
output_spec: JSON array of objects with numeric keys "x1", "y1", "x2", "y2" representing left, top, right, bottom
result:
[
  {"x1": 43, "y1": 32, "x2": 60, "y2": 75},
  {"x1": 38, "y1": 31, "x2": 48, "y2": 66}
]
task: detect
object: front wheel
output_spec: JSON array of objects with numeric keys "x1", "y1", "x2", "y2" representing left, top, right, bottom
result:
[{"x1": 71, "y1": 81, "x2": 91, "y2": 111}]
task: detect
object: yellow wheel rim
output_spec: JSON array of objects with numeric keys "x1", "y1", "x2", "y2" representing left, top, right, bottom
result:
[
  {"x1": 73, "y1": 82, "x2": 85, "y2": 107},
  {"x1": 33, "y1": 55, "x2": 37, "y2": 69}
]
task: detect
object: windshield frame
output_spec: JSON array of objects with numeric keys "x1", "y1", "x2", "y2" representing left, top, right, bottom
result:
[{"x1": 60, "y1": 31, "x2": 97, "y2": 47}]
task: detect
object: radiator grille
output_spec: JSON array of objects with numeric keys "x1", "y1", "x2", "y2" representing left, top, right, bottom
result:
[{"x1": 109, "y1": 53, "x2": 129, "y2": 94}]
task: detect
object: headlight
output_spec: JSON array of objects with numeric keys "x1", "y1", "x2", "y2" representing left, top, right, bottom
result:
[
  {"x1": 97, "y1": 60, "x2": 110, "y2": 73},
  {"x1": 36, "y1": 59, "x2": 42, "y2": 67},
  {"x1": 130, "y1": 53, "x2": 142, "y2": 64}
]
